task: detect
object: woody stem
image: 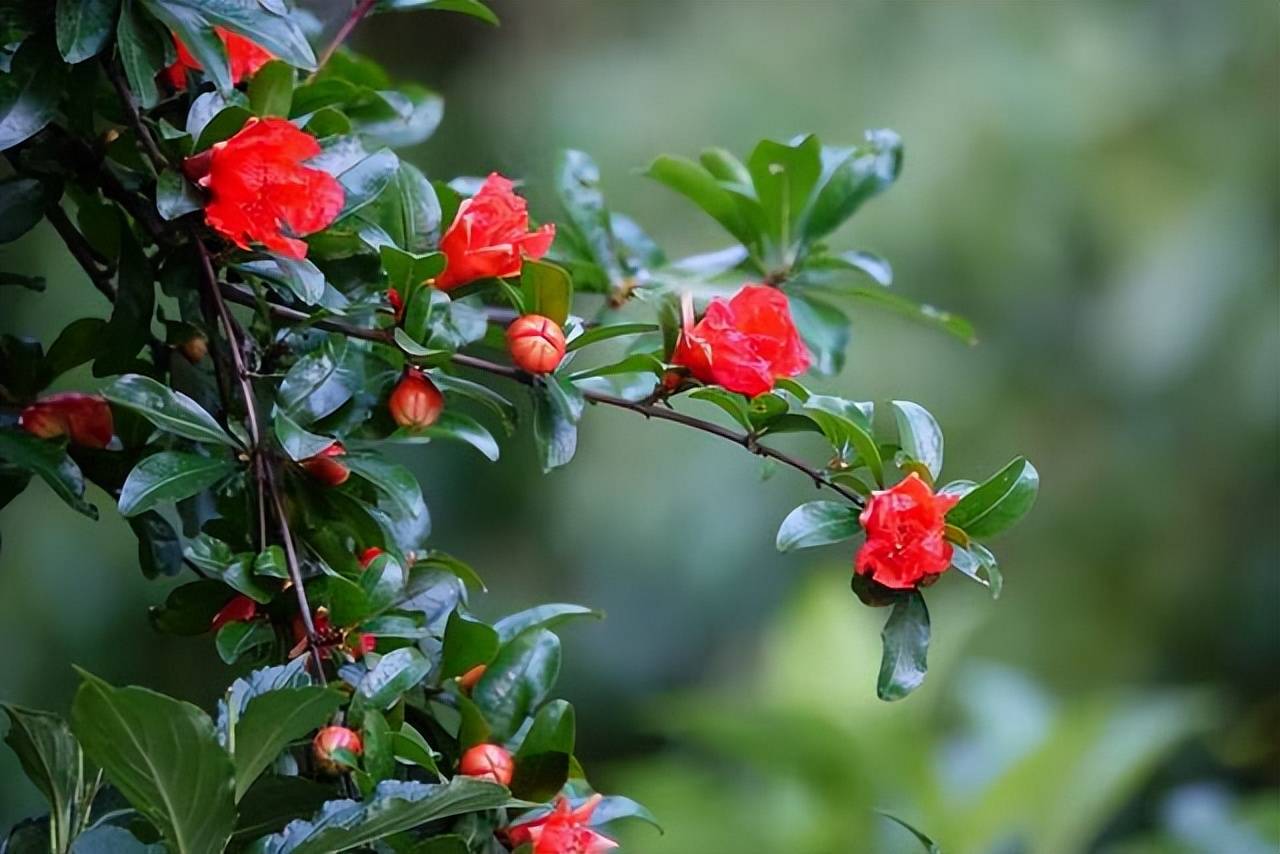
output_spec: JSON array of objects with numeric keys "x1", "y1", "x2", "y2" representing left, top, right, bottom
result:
[
  {"x1": 217, "y1": 283, "x2": 866, "y2": 507},
  {"x1": 316, "y1": 0, "x2": 379, "y2": 72}
]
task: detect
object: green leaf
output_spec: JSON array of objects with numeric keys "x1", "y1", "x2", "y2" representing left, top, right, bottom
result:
[
  {"x1": 811, "y1": 276, "x2": 976, "y2": 344},
  {"x1": 520, "y1": 259, "x2": 573, "y2": 326},
  {"x1": 118, "y1": 451, "x2": 237, "y2": 517},
  {"x1": 877, "y1": 591, "x2": 930, "y2": 702},
  {"x1": 150, "y1": 580, "x2": 232, "y2": 636},
  {"x1": 0, "y1": 430, "x2": 97, "y2": 519},
  {"x1": 645, "y1": 154, "x2": 760, "y2": 254},
  {"x1": 70, "y1": 826, "x2": 163, "y2": 853},
  {"x1": 358, "y1": 647, "x2": 431, "y2": 711},
  {"x1": 802, "y1": 397, "x2": 883, "y2": 486},
  {"x1": 803, "y1": 129, "x2": 903, "y2": 242},
  {"x1": 70, "y1": 670, "x2": 237, "y2": 854},
  {"x1": 747, "y1": 135, "x2": 822, "y2": 253},
  {"x1": 876, "y1": 810, "x2": 942, "y2": 853},
  {"x1": 233, "y1": 776, "x2": 337, "y2": 843},
  {"x1": 0, "y1": 176, "x2": 55, "y2": 244},
  {"x1": 890, "y1": 400, "x2": 944, "y2": 481},
  {"x1": 138, "y1": 0, "x2": 231, "y2": 91},
  {"x1": 414, "y1": 550, "x2": 486, "y2": 593},
  {"x1": 564, "y1": 322, "x2": 658, "y2": 353},
  {"x1": 248, "y1": 60, "x2": 293, "y2": 117},
  {"x1": 493, "y1": 603, "x2": 601, "y2": 643},
  {"x1": 568, "y1": 352, "x2": 664, "y2": 383},
  {"x1": 56, "y1": 0, "x2": 119, "y2": 63},
  {"x1": 129, "y1": 509, "x2": 183, "y2": 578},
  {"x1": 45, "y1": 318, "x2": 108, "y2": 379},
  {"x1": 947, "y1": 456, "x2": 1039, "y2": 539},
  {"x1": 688, "y1": 387, "x2": 753, "y2": 431},
  {"x1": 278, "y1": 337, "x2": 358, "y2": 423},
  {"x1": 380, "y1": 246, "x2": 446, "y2": 293},
  {"x1": 235, "y1": 256, "x2": 326, "y2": 306},
  {"x1": 254, "y1": 545, "x2": 288, "y2": 579},
  {"x1": 216, "y1": 620, "x2": 274, "y2": 665},
  {"x1": 531, "y1": 377, "x2": 582, "y2": 473},
  {"x1": 117, "y1": 0, "x2": 166, "y2": 109},
  {"x1": 787, "y1": 291, "x2": 849, "y2": 376},
  {"x1": 233, "y1": 687, "x2": 343, "y2": 801},
  {"x1": 361, "y1": 709, "x2": 395, "y2": 786},
  {"x1": 250, "y1": 777, "x2": 509, "y2": 854},
  {"x1": 272, "y1": 411, "x2": 334, "y2": 462},
  {"x1": 156, "y1": 170, "x2": 203, "y2": 221},
  {"x1": 555, "y1": 149, "x2": 621, "y2": 281},
  {"x1": 0, "y1": 34, "x2": 64, "y2": 152},
  {"x1": 390, "y1": 723, "x2": 439, "y2": 775},
  {"x1": 343, "y1": 455, "x2": 427, "y2": 520},
  {"x1": 95, "y1": 234, "x2": 154, "y2": 377},
  {"x1": 510, "y1": 700, "x2": 574, "y2": 802},
  {"x1": 2, "y1": 704, "x2": 85, "y2": 854},
  {"x1": 472, "y1": 628, "x2": 561, "y2": 742},
  {"x1": 104, "y1": 374, "x2": 237, "y2": 447},
  {"x1": 374, "y1": 0, "x2": 499, "y2": 25},
  {"x1": 334, "y1": 147, "x2": 400, "y2": 218},
  {"x1": 440, "y1": 609, "x2": 499, "y2": 680},
  {"x1": 144, "y1": 0, "x2": 316, "y2": 75},
  {"x1": 775, "y1": 500, "x2": 862, "y2": 552}
]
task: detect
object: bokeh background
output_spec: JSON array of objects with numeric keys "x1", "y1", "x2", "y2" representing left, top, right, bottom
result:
[{"x1": 2, "y1": 1, "x2": 1277, "y2": 851}]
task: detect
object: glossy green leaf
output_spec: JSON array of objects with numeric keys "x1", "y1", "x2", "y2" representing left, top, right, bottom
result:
[
  {"x1": 105, "y1": 374, "x2": 237, "y2": 447},
  {"x1": 272, "y1": 411, "x2": 334, "y2": 462},
  {"x1": 531, "y1": 378, "x2": 582, "y2": 473},
  {"x1": 645, "y1": 154, "x2": 760, "y2": 253},
  {"x1": 414, "y1": 551, "x2": 486, "y2": 593},
  {"x1": 472, "y1": 628, "x2": 561, "y2": 742},
  {"x1": 493, "y1": 603, "x2": 601, "y2": 643},
  {"x1": 510, "y1": 699, "x2": 574, "y2": 802},
  {"x1": 0, "y1": 35, "x2": 64, "y2": 152},
  {"x1": 947, "y1": 456, "x2": 1039, "y2": 539},
  {"x1": 521, "y1": 259, "x2": 574, "y2": 326},
  {"x1": 802, "y1": 398, "x2": 883, "y2": 486},
  {"x1": 890, "y1": 400, "x2": 944, "y2": 481},
  {"x1": 776, "y1": 500, "x2": 862, "y2": 552},
  {"x1": 375, "y1": 0, "x2": 499, "y2": 25},
  {"x1": 118, "y1": 451, "x2": 237, "y2": 517},
  {"x1": 216, "y1": 620, "x2": 274, "y2": 665},
  {"x1": 343, "y1": 454, "x2": 427, "y2": 520},
  {"x1": 441, "y1": 608, "x2": 499, "y2": 679},
  {"x1": 877, "y1": 811, "x2": 942, "y2": 853},
  {"x1": 688, "y1": 387, "x2": 753, "y2": 431},
  {"x1": 70, "y1": 826, "x2": 162, "y2": 853},
  {"x1": 249, "y1": 777, "x2": 509, "y2": 854},
  {"x1": 248, "y1": 60, "x2": 293, "y2": 117},
  {"x1": 555, "y1": 149, "x2": 621, "y2": 281},
  {"x1": 278, "y1": 338, "x2": 358, "y2": 423},
  {"x1": 877, "y1": 591, "x2": 929, "y2": 702},
  {"x1": 803, "y1": 129, "x2": 903, "y2": 241},
  {"x1": 117, "y1": 0, "x2": 166, "y2": 108},
  {"x1": 129, "y1": 510, "x2": 183, "y2": 578},
  {"x1": 144, "y1": 0, "x2": 316, "y2": 77},
  {"x1": 232, "y1": 776, "x2": 337, "y2": 843},
  {"x1": 43, "y1": 319, "x2": 105, "y2": 379},
  {"x1": 787, "y1": 291, "x2": 849, "y2": 376},
  {"x1": 569, "y1": 352, "x2": 664, "y2": 382},
  {"x1": 0, "y1": 430, "x2": 97, "y2": 519},
  {"x1": 0, "y1": 176, "x2": 54, "y2": 244},
  {"x1": 380, "y1": 246, "x2": 446, "y2": 293},
  {"x1": 2, "y1": 704, "x2": 85, "y2": 854},
  {"x1": 70, "y1": 670, "x2": 237, "y2": 854},
  {"x1": 390, "y1": 723, "x2": 439, "y2": 775},
  {"x1": 565, "y1": 322, "x2": 658, "y2": 353},
  {"x1": 56, "y1": 0, "x2": 119, "y2": 63},
  {"x1": 335, "y1": 147, "x2": 400, "y2": 218},
  {"x1": 235, "y1": 256, "x2": 326, "y2": 306},
  {"x1": 358, "y1": 647, "x2": 431, "y2": 711},
  {"x1": 747, "y1": 135, "x2": 822, "y2": 251},
  {"x1": 233, "y1": 687, "x2": 344, "y2": 801}
]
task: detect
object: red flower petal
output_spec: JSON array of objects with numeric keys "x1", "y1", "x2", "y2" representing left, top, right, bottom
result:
[
  {"x1": 435, "y1": 173, "x2": 555, "y2": 290},
  {"x1": 19, "y1": 393, "x2": 114, "y2": 449},
  {"x1": 855, "y1": 474, "x2": 960, "y2": 589}
]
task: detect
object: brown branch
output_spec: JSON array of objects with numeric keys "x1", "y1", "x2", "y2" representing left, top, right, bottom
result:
[
  {"x1": 218, "y1": 282, "x2": 865, "y2": 506},
  {"x1": 43, "y1": 205, "x2": 116, "y2": 302},
  {"x1": 102, "y1": 58, "x2": 167, "y2": 172},
  {"x1": 316, "y1": 0, "x2": 378, "y2": 72}
]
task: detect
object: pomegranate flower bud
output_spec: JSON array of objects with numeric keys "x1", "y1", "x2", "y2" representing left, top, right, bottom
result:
[
  {"x1": 210, "y1": 595, "x2": 257, "y2": 632},
  {"x1": 506, "y1": 314, "x2": 567, "y2": 375},
  {"x1": 300, "y1": 441, "x2": 350, "y2": 486},
  {"x1": 459, "y1": 743, "x2": 514, "y2": 786},
  {"x1": 313, "y1": 726, "x2": 362, "y2": 776},
  {"x1": 19, "y1": 393, "x2": 114, "y2": 449},
  {"x1": 389, "y1": 368, "x2": 443, "y2": 430},
  {"x1": 177, "y1": 332, "x2": 209, "y2": 364},
  {"x1": 358, "y1": 547, "x2": 384, "y2": 569},
  {"x1": 457, "y1": 664, "x2": 486, "y2": 693}
]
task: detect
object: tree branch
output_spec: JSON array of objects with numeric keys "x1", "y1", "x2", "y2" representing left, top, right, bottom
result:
[
  {"x1": 217, "y1": 282, "x2": 865, "y2": 506},
  {"x1": 316, "y1": 0, "x2": 378, "y2": 72}
]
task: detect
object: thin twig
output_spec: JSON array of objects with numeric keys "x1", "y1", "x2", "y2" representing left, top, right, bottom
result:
[
  {"x1": 43, "y1": 205, "x2": 116, "y2": 301},
  {"x1": 316, "y1": 0, "x2": 378, "y2": 72},
  {"x1": 102, "y1": 58, "x2": 167, "y2": 172},
  {"x1": 218, "y1": 282, "x2": 865, "y2": 506}
]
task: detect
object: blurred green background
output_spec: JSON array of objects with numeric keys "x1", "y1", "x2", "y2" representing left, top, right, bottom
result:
[{"x1": 2, "y1": 1, "x2": 1277, "y2": 851}]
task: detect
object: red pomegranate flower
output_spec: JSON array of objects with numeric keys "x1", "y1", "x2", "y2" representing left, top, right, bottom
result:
[
  {"x1": 855, "y1": 473, "x2": 961, "y2": 589},
  {"x1": 506, "y1": 795, "x2": 618, "y2": 854},
  {"x1": 19, "y1": 393, "x2": 114, "y2": 449},
  {"x1": 187, "y1": 117, "x2": 343, "y2": 260},
  {"x1": 670, "y1": 285, "x2": 810, "y2": 397},
  {"x1": 162, "y1": 28, "x2": 274, "y2": 90},
  {"x1": 300, "y1": 441, "x2": 350, "y2": 486},
  {"x1": 210, "y1": 595, "x2": 257, "y2": 632},
  {"x1": 435, "y1": 173, "x2": 555, "y2": 290}
]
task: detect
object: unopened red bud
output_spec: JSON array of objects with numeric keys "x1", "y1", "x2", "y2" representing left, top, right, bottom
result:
[
  {"x1": 19, "y1": 393, "x2": 114, "y2": 448},
  {"x1": 389, "y1": 368, "x2": 443, "y2": 430},
  {"x1": 210, "y1": 595, "x2": 257, "y2": 632},
  {"x1": 459, "y1": 743, "x2": 514, "y2": 786},
  {"x1": 358, "y1": 547, "x2": 383, "y2": 569},
  {"x1": 300, "y1": 441, "x2": 349, "y2": 486},
  {"x1": 178, "y1": 332, "x2": 209, "y2": 364},
  {"x1": 457, "y1": 664, "x2": 486, "y2": 693},
  {"x1": 386, "y1": 288, "x2": 404, "y2": 320},
  {"x1": 313, "y1": 726, "x2": 362, "y2": 775},
  {"x1": 506, "y1": 314, "x2": 566, "y2": 375},
  {"x1": 349, "y1": 632, "x2": 376, "y2": 659}
]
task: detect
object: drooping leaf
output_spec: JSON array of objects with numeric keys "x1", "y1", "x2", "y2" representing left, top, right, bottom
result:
[
  {"x1": 56, "y1": 0, "x2": 120, "y2": 63},
  {"x1": 0, "y1": 34, "x2": 65, "y2": 152},
  {"x1": 890, "y1": 400, "x2": 944, "y2": 481},
  {"x1": 0, "y1": 430, "x2": 97, "y2": 519},
  {"x1": 0, "y1": 176, "x2": 56, "y2": 244},
  {"x1": 2, "y1": 704, "x2": 85, "y2": 854},
  {"x1": 877, "y1": 591, "x2": 930, "y2": 702},
  {"x1": 510, "y1": 699, "x2": 574, "y2": 802},
  {"x1": 129, "y1": 509, "x2": 184, "y2": 578},
  {"x1": 117, "y1": 0, "x2": 167, "y2": 108},
  {"x1": 70, "y1": 670, "x2": 237, "y2": 854},
  {"x1": 272, "y1": 411, "x2": 335, "y2": 462}
]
